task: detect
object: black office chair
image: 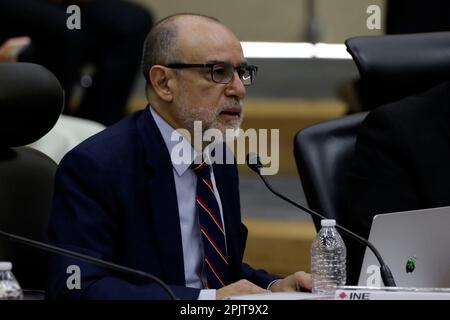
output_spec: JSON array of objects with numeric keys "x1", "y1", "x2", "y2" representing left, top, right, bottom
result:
[
  {"x1": 346, "y1": 31, "x2": 450, "y2": 110},
  {"x1": 296, "y1": 32, "x2": 450, "y2": 284},
  {"x1": 297, "y1": 31, "x2": 450, "y2": 229},
  {"x1": 294, "y1": 112, "x2": 367, "y2": 231},
  {"x1": 0, "y1": 63, "x2": 63, "y2": 291}
]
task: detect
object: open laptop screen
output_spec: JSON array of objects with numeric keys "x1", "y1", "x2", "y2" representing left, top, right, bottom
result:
[{"x1": 358, "y1": 206, "x2": 450, "y2": 288}]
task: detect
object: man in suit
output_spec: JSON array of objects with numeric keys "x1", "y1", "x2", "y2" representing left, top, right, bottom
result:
[
  {"x1": 47, "y1": 14, "x2": 311, "y2": 300},
  {"x1": 344, "y1": 80, "x2": 450, "y2": 284}
]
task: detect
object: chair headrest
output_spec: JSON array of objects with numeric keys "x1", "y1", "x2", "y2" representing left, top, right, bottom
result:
[
  {"x1": 0, "y1": 63, "x2": 64, "y2": 147},
  {"x1": 346, "y1": 32, "x2": 450, "y2": 109}
]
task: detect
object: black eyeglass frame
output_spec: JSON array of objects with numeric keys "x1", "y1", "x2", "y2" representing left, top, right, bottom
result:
[{"x1": 165, "y1": 63, "x2": 258, "y2": 86}]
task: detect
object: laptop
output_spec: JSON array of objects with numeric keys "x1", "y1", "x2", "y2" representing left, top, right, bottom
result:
[{"x1": 358, "y1": 206, "x2": 450, "y2": 288}]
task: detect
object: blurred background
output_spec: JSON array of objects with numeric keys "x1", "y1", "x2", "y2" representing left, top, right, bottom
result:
[{"x1": 132, "y1": 0, "x2": 384, "y2": 42}]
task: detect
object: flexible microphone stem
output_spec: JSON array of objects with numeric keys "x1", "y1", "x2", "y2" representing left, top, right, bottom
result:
[
  {"x1": 246, "y1": 153, "x2": 396, "y2": 287},
  {"x1": 0, "y1": 229, "x2": 178, "y2": 300}
]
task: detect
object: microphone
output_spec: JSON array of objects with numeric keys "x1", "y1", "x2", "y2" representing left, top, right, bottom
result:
[
  {"x1": 0, "y1": 229, "x2": 178, "y2": 299},
  {"x1": 246, "y1": 152, "x2": 396, "y2": 287}
]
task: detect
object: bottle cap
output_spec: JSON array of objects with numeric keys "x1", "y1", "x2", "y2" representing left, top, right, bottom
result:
[
  {"x1": 321, "y1": 219, "x2": 336, "y2": 227},
  {"x1": 0, "y1": 262, "x2": 12, "y2": 271}
]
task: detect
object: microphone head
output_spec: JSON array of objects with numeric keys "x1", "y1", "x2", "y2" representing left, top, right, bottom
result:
[{"x1": 246, "y1": 152, "x2": 262, "y2": 173}]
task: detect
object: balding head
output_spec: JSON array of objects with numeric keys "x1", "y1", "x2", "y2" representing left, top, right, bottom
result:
[
  {"x1": 141, "y1": 14, "x2": 225, "y2": 84},
  {"x1": 141, "y1": 14, "x2": 247, "y2": 137}
]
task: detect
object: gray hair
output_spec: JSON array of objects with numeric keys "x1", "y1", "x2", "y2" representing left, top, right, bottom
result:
[{"x1": 141, "y1": 14, "x2": 221, "y2": 85}]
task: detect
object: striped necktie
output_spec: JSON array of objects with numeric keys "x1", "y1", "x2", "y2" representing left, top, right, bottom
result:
[{"x1": 191, "y1": 161, "x2": 230, "y2": 289}]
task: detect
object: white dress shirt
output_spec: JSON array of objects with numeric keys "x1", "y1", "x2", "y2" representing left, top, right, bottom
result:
[{"x1": 149, "y1": 106, "x2": 227, "y2": 300}]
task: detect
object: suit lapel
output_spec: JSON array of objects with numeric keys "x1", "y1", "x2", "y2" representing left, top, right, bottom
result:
[{"x1": 136, "y1": 106, "x2": 185, "y2": 285}]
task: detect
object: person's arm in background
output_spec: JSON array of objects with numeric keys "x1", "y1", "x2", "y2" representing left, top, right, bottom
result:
[
  {"x1": 0, "y1": 37, "x2": 31, "y2": 62},
  {"x1": 343, "y1": 107, "x2": 419, "y2": 283}
]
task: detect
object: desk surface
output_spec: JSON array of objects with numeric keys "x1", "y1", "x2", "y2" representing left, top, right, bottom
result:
[
  {"x1": 226, "y1": 292, "x2": 333, "y2": 300},
  {"x1": 227, "y1": 287, "x2": 450, "y2": 300}
]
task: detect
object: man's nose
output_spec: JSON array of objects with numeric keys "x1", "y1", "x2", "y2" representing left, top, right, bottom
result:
[{"x1": 225, "y1": 71, "x2": 246, "y2": 99}]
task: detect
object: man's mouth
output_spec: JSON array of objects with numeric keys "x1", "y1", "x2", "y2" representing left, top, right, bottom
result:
[{"x1": 219, "y1": 108, "x2": 241, "y2": 119}]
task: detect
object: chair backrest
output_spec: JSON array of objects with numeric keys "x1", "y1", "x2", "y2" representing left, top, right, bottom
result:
[
  {"x1": 296, "y1": 32, "x2": 450, "y2": 230},
  {"x1": 0, "y1": 63, "x2": 63, "y2": 291},
  {"x1": 294, "y1": 112, "x2": 367, "y2": 231},
  {"x1": 346, "y1": 32, "x2": 450, "y2": 110}
]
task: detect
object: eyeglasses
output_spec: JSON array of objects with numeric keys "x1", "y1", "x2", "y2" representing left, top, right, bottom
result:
[{"x1": 165, "y1": 62, "x2": 258, "y2": 86}]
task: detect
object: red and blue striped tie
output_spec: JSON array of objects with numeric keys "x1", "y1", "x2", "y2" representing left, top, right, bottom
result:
[{"x1": 191, "y1": 161, "x2": 230, "y2": 289}]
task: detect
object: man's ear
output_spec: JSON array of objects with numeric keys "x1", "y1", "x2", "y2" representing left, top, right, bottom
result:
[{"x1": 149, "y1": 65, "x2": 174, "y2": 102}]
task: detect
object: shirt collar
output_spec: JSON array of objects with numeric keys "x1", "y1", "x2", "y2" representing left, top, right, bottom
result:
[{"x1": 149, "y1": 106, "x2": 203, "y2": 177}]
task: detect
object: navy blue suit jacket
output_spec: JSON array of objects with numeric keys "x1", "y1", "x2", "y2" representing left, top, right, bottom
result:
[{"x1": 47, "y1": 106, "x2": 279, "y2": 299}]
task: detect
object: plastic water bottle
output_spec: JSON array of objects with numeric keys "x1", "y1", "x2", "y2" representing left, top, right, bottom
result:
[
  {"x1": 0, "y1": 262, "x2": 23, "y2": 300},
  {"x1": 311, "y1": 219, "x2": 346, "y2": 295}
]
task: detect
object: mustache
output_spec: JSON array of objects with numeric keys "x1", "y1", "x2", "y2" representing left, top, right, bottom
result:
[{"x1": 217, "y1": 99, "x2": 243, "y2": 114}]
